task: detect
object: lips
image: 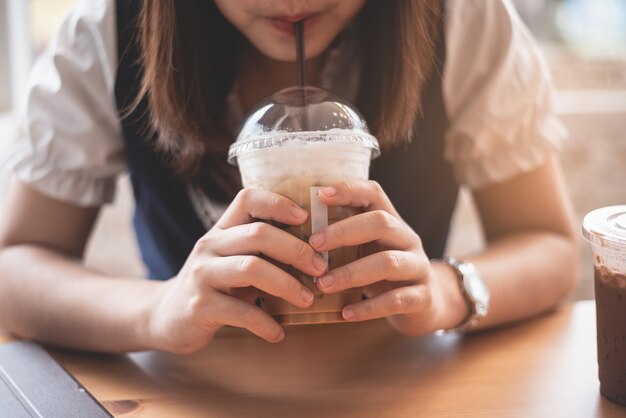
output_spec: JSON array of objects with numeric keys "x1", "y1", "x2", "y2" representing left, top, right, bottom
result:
[
  {"x1": 273, "y1": 14, "x2": 312, "y2": 23},
  {"x1": 267, "y1": 13, "x2": 320, "y2": 35}
]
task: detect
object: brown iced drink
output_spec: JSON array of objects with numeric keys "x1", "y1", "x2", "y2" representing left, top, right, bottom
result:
[
  {"x1": 594, "y1": 264, "x2": 626, "y2": 406},
  {"x1": 583, "y1": 205, "x2": 626, "y2": 406},
  {"x1": 228, "y1": 86, "x2": 380, "y2": 325}
]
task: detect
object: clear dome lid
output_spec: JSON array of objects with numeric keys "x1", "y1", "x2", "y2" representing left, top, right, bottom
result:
[
  {"x1": 228, "y1": 86, "x2": 380, "y2": 165},
  {"x1": 583, "y1": 205, "x2": 626, "y2": 253}
]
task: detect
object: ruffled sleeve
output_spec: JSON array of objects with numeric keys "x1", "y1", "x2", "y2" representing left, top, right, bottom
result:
[
  {"x1": 8, "y1": 0, "x2": 125, "y2": 207},
  {"x1": 443, "y1": 0, "x2": 567, "y2": 189}
]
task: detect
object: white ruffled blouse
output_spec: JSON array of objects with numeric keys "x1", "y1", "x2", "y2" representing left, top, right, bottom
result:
[{"x1": 9, "y1": 0, "x2": 566, "y2": 207}]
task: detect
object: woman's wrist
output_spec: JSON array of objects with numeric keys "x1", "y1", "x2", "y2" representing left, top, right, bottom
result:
[
  {"x1": 430, "y1": 260, "x2": 471, "y2": 331},
  {"x1": 131, "y1": 279, "x2": 166, "y2": 351}
]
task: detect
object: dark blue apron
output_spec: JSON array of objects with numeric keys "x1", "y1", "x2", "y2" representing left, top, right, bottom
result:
[{"x1": 114, "y1": 1, "x2": 458, "y2": 280}]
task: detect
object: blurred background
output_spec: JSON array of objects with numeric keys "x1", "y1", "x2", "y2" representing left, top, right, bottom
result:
[{"x1": 0, "y1": 0, "x2": 625, "y2": 300}]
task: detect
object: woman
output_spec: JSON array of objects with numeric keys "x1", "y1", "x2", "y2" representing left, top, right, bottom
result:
[{"x1": 0, "y1": 0, "x2": 578, "y2": 353}]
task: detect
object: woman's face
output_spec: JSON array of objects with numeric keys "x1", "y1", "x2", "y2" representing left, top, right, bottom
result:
[{"x1": 214, "y1": 0, "x2": 366, "y2": 61}]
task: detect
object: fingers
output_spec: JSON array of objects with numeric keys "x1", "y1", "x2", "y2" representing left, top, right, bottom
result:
[
  {"x1": 316, "y1": 250, "x2": 429, "y2": 293},
  {"x1": 210, "y1": 222, "x2": 327, "y2": 277},
  {"x1": 316, "y1": 179, "x2": 399, "y2": 216},
  {"x1": 217, "y1": 188, "x2": 308, "y2": 229},
  {"x1": 207, "y1": 292, "x2": 285, "y2": 343},
  {"x1": 309, "y1": 209, "x2": 419, "y2": 252},
  {"x1": 341, "y1": 285, "x2": 432, "y2": 322},
  {"x1": 230, "y1": 287, "x2": 260, "y2": 304},
  {"x1": 194, "y1": 255, "x2": 315, "y2": 309}
]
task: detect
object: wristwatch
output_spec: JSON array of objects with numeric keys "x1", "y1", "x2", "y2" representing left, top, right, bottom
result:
[{"x1": 438, "y1": 257, "x2": 490, "y2": 331}]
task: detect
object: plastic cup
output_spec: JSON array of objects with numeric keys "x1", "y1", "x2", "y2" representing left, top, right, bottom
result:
[
  {"x1": 582, "y1": 205, "x2": 626, "y2": 406},
  {"x1": 228, "y1": 86, "x2": 380, "y2": 325}
]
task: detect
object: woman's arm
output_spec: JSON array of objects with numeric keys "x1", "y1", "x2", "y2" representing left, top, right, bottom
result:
[
  {"x1": 459, "y1": 156, "x2": 579, "y2": 329},
  {"x1": 0, "y1": 180, "x2": 325, "y2": 353},
  {"x1": 0, "y1": 180, "x2": 160, "y2": 352}
]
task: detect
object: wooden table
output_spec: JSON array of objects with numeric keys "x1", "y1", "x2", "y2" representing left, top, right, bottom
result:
[{"x1": 1, "y1": 300, "x2": 625, "y2": 417}]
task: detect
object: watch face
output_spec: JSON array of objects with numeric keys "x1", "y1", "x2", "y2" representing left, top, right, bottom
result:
[
  {"x1": 460, "y1": 263, "x2": 490, "y2": 306},
  {"x1": 467, "y1": 275, "x2": 490, "y2": 303}
]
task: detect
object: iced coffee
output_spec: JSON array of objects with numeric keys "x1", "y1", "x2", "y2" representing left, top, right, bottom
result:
[
  {"x1": 228, "y1": 87, "x2": 380, "y2": 325},
  {"x1": 583, "y1": 205, "x2": 626, "y2": 406},
  {"x1": 594, "y1": 264, "x2": 626, "y2": 406}
]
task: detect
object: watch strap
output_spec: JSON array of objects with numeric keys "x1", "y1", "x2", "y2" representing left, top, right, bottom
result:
[{"x1": 437, "y1": 257, "x2": 486, "y2": 332}]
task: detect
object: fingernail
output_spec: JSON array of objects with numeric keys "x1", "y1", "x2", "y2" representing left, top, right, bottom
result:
[
  {"x1": 290, "y1": 206, "x2": 308, "y2": 220},
  {"x1": 300, "y1": 288, "x2": 314, "y2": 305},
  {"x1": 309, "y1": 233, "x2": 326, "y2": 248},
  {"x1": 319, "y1": 274, "x2": 334, "y2": 289},
  {"x1": 320, "y1": 187, "x2": 336, "y2": 197},
  {"x1": 275, "y1": 329, "x2": 285, "y2": 342},
  {"x1": 312, "y1": 254, "x2": 327, "y2": 273},
  {"x1": 343, "y1": 308, "x2": 355, "y2": 320}
]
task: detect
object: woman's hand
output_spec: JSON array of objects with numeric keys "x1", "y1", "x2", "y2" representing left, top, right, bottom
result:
[
  {"x1": 309, "y1": 180, "x2": 466, "y2": 336},
  {"x1": 147, "y1": 189, "x2": 327, "y2": 354}
]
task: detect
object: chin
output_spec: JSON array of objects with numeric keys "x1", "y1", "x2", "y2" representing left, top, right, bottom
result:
[
  {"x1": 259, "y1": 48, "x2": 297, "y2": 62},
  {"x1": 256, "y1": 39, "x2": 329, "y2": 62}
]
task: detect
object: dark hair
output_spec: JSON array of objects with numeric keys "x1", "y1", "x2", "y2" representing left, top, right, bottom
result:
[{"x1": 138, "y1": 1, "x2": 443, "y2": 178}]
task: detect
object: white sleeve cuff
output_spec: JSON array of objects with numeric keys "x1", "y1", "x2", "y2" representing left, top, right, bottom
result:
[
  {"x1": 10, "y1": 142, "x2": 118, "y2": 207},
  {"x1": 445, "y1": 113, "x2": 566, "y2": 189}
]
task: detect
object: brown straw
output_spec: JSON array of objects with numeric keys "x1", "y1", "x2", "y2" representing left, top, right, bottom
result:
[{"x1": 294, "y1": 20, "x2": 306, "y2": 87}]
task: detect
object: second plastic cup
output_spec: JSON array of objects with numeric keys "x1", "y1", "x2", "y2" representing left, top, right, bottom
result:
[{"x1": 583, "y1": 205, "x2": 626, "y2": 406}]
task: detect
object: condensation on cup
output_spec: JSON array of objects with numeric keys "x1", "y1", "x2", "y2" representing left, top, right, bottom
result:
[
  {"x1": 582, "y1": 205, "x2": 626, "y2": 406},
  {"x1": 228, "y1": 86, "x2": 380, "y2": 325}
]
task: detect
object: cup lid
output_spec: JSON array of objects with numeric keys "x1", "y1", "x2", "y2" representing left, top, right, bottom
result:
[
  {"x1": 582, "y1": 205, "x2": 626, "y2": 252},
  {"x1": 228, "y1": 86, "x2": 380, "y2": 165}
]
